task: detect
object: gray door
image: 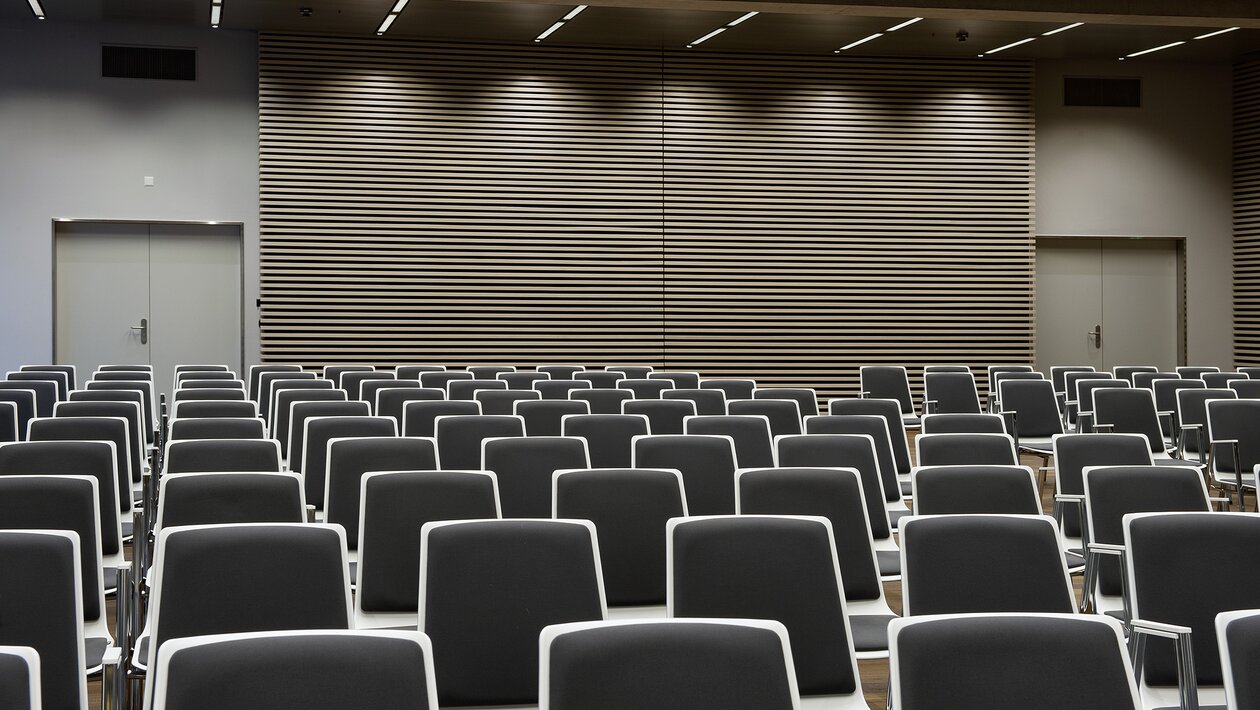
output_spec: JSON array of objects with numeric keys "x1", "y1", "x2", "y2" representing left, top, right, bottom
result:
[
  {"x1": 1035, "y1": 237, "x2": 1181, "y2": 373},
  {"x1": 55, "y1": 221, "x2": 243, "y2": 398}
]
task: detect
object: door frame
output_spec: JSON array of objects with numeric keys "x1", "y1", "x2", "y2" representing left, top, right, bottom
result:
[
  {"x1": 50, "y1": 218, "x2": 247, "y2": 372},
  {"x1": 1034, "y1": 234, "x2": 1187, "y2": 367}
]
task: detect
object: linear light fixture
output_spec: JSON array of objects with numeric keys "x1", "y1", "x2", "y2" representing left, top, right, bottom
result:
[
  {"x1": 978, "y1": 21, "x2": 1085, "y2": 58},
  {"x1": 687, "y1": 11, "x2": 758, "y2": 48},
  {"x1": 834, "y1": 17, "x2": 921, "y2": 54},
  {"x1": 984, "y1": 36, "x2": 1037, "y2": 54},
  {"x1": 885, "y1": 17, "x2": 922, "y2": 32},
  {"x1": 1194, "y1": 26, "x2": 1240, "y2": 40},
  {"x1": 27, "y1": 0, "x2": 44, "y2": 19},
  {"x1": 1121, "y1": 40, "x2": 1185, "y2": 59},
  {"x1": 1042, "y1": 21, "x2": 1083, "y2": 36},
  {"x1": 535, "y1": 5, "x2": 587, "y2": 43},
  {"x1": 210, "y1": 0, "x2": 222, "y2": 28},
  {"x1": 376, "y1": 0, "x2": 409, "y2": 36}
]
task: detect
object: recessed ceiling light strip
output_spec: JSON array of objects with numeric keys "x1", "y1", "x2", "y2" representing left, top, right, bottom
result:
[
  {"x1": 885, "y1": 17, "x2": 922, "y2": 33},
  {"x1": 1121, "y1": 26, "x2": 1239, "y2": 60},
  {"x1": 1042, "y1": 21, "x2": 1083, "y2": 36},
  {"x1": 1194, "y1": 27, "x2": 1240, "y2": 40},
  {"x1": 210, "y1": 0, "x2": 223, "y2": 29},
  {"x1": 534, "y1": 5, "x2": 587, "y2": 43},
  {"x1": 377, "y1": 0, "x2": 410, "y2": 36},
  {"x1": 978, "y1": 21, "x2": 1084, "y2": 57},
  {"x1": 27, "y1": 0, "x2": 45, "y2": 19},
  {"x1": 687, "y1": 11, "x2": 758, "y2": 48},
  {"x1": 834, "y1": 17, "x2": 921, "y2": 53}
]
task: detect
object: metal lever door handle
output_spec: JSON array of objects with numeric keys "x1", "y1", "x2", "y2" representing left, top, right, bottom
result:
[
  {"x1": 1087, "y1": 324, "x2": 1101, "y2": 349},
  {"x1": 130, "y1": 318, "x2": 148, "y2": 345}
]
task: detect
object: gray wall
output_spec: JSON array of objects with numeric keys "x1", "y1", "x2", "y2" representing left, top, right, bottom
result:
[
  {"x1": 0, "y1": 21, "x2": 259, "y2": 375},
  {"x1": 1035, "y1": 59, "x2": 1234, "y2": 367}
]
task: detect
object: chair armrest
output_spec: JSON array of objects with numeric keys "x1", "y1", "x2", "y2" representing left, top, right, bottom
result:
[
  {"x1": 1129, "y1": 619, "x2": 1199, "y2": 710},
  {"x1": 1092, "y1": 422, "x2": 1115, "y2": 433},
  {"x1": 1087, "y1": 542, "x2": 1124, "y2": 556}
]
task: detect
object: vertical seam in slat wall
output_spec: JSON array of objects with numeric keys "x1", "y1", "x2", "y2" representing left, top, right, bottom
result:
[
  {"x1": 1236, "y1": 59, "x2": 1260, "y2": 366},
  {"x1": 258, "y1": 34, "x2": 1035, "y2": 401}
]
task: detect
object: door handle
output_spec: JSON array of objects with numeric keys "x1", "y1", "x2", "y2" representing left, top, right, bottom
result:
[
  {"x1": 1087, "y1": 324, "x2": 1101, "y2": 349},
  {"x1": 130, "y1": 318, "x2": 148, "y2": 345}
]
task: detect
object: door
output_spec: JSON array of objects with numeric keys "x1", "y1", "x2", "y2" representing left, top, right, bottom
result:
[
  {"x1": 1035, "y1": 237, "x2": 1182, "y2": 373},
  {"x1": 55, "y1": 221, "x2": 243, "y2": 398}
]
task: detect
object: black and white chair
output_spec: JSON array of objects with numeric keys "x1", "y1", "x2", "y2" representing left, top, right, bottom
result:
[
  {"x1": 374, "y1": 387, "x2": 440, "y2": 427},
  {"x1": 860, "y1": 365, "x2": 919, "y2": 428},
  {"x1": 996, "y1": 379, "x2": 1062, "y2": 467},
  {"x1": 915, "y1": 432, "x2": 1018, "y2": 467},
  {"x1": 517, "y1": 399, "x2": 590, "y2": 437},
  {"x1": 621, "y1": 398, "x2": 694, "y2": 435},
  {"x1": 649, "y1": 371, "x2": 701, "y2": 389},
  {"x1": 272, "y1": 391, "x2": 348, "y2": 459},
  {"x1": 395, "y1": 365, "x2": 445, "y2": 380},
  {"x1": 919, "y1": 412, "x2": 1007, "y2": 434},
  {"x1": 536, "y1": 380, "x2": 592, "y2": 400},
  {"x1": 0, "y1": 401, "x2": 15, "y2": 443},
  {"x1": 910, "y1": 465, "x2": 1040, "y2": 516},
  {"x1": 1202, "y1": 372, "x2": 1248, "y2": 389},
  {"x1": 1216, "y1": 609, "x2": 1260, "y2": 710},
  {"x1": 573, "y1": 370, "x2": 623, "y2": 389},
  {"x1": 617, "y1": 378, "x2": 672, "y2": 399},
  {"x1": 167, "y1": 417, "x2": 266, "y2": 441},
  {"x1": 301, "y1": 416, "x2": 397, "y2": 512},
  {"x1": 433, "y1": 414, "x2": 524, "y2": 470},
  {"x1": 700, "y1": 378, "x2": 756, "y2": 400},
  {"x1": 755, "y1": 387, "x2": 820, "y2": 418},
  {"x1": 360, "y1": 379, "x2": 417, "y2": 414},
  {"x1": 1113, "y1": 365, "x2": 1159, "y2": 385},
  {"x1": 28, "y1": 416, "x2": 137, "y2": 512},
  {"x1": 288, "y1": 400, "x2": 374, "y2": 471},
  {"x1": 474, "y1": 388, "x2": 540, "y2": 416},
  {"x1": 163, "y1": 439, "x2": 282, "y2": 474},
  {"x1": 263, "y1": 377, "x2": 332, "y2": 424},
  {"x1": 246, "y1": 364, "x2": 303, "y2": 401},
  {"x1": 323, "y1": 436, "x2": 438, "y2": 557},
  {"x1": 168, "y1": 399, "x2": 258, "y2": 422},
  {"x1": 498, "y1": 371, "x2": 548, "y2": 390},
  {"x1": 1176, "y1": 387, "x2": 1236, "y2": 463},
  {"x1": 662, "y1": 388, "x2": 726, "y2": 415},
  {"x1": 685, "y1": 414, "x2": 775, "y2": 468},
  {"x1": 419, "y1": 370, "x2": 473, "y2": 391},
  {"x1": 570, "y1": 388, "x2": 633, "y2": 415},
  {"x1": 1051, "y1": 433, "x2": 1154, "y2": 571},
  {"x1": 922, "y1": 371, "x2": 982, "y2": 414},
  {"x1": 0, "y1": 389, "x2": 36, "y2": 441},
  {"x1": 1176, "y1": 366, "x2": 1220, "y2": 380},
  {"x1": 21, "y1": 363, "x2": 77, "y2": 390},
  {"x1": 155, "y1": 472, "x2": 305, "y2": 531},
  {"x1": 536, "y1": 365, "x2": 586, "y2": 380},
  {"x1": 341, "y1": 371, "x2": 395, "y2": 401},
  {"x1": 728, "y1": 398, "x2": 803, "y2": 437},
  {"x1": 323, "y1": 365, "x2": 375, "y2": 389},
  {"x1": 484, "y1": 436, "x2": 589, "y2": 518},
  {"x1": 563, "y1": 413, "x2": 649, "y2": 469},
  {"x1": 0, "y1": 645, "x2": 40, "y2": 710},
  {"x1": 804, "y1": 415, "x2": 910, "y2": 526},
  {"x1": 632, "y1": 434, "x2": 737, "y2": 516},
  {"x1": 447, "y1": 378, "x2": 506, "y2": 401},
  {"x1": 1205, "y1": 398, "x2": 1260, "y2": 508},
  {"x1": 826, "y1": 398, "x2": 913, "y2": 492},
  {"x1": 399, "y1": 400, "x2": 479, "y2": 439},
  {"x1": 605, "y1": 365, "x2": 654, "y2": 379}
]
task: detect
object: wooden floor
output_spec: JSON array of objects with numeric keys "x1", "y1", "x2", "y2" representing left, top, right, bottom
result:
[{"x1": 85, "y1": 448, "x2": 1078, "y2": 710}]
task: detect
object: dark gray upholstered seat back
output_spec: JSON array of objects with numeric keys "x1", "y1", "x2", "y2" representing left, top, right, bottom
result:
[
  {"x1": 360, "y1": 379, "x2": 415, "y2": 413},
  {"x1": 617, "y1": 378, "x2": 672, "y2": 399},
  {"x1": 662, "y1": 388, "x2": 726, "y2": 415},
  {"x1": 1132, "y1": 372, "x2": 1178, "y2": 390},
  {"x1": 1052, "y1": 433, "x2": 1152, "y2": 538},
  {"x1": 912, "y1": 466, "x2": 1040, "y2": 516},
  {"x1": 1228, "y1": 378, "x2": 1260, "y2": 398},
  {"x1": 1126, "y1": 512, "x2": 1260, "y2": 688},
  {"x1": 0, "y1": 402, "x2": 14, "y2": 442},
  {"x1": 272, "y1": 390, "x2": 346, "y2": 457},
  {"x1": 804, "y1": 415, "x2": 900, "y2": 503},
  {"x1": 434, "y1": 414, "x2": 524, "y2": 470},
  {"x1": 447, "y1": 378, "x2": 505, "y2": 401},
  {"x1": 247, "y1": 364, "x2": 302, "y2": 401},
  {"x1": 685, "y1": 415, "x2": 775, "y2": 468},
  {"x1": 516, "y1": 399, "x2": 589, "y2": 436},
  {"x1": 418, "y1": 370, "x2": 472, "y2": 390},
  {"x1": 1051, "y1": 366, "x2": 1095, "y2": 394},
  {"x1": 917, "y1": 433, "x2": 1017, "y2": 467},
  {"x1": 29, "y1": 416, "x2": 134, "y2": 496},
  {"x1": 998, "y1": 379, "x2": 1063, "y2": 438},
  {"x1": 563, "y1": 414, "x2": 649, "y2": 469},
  {"x1": 172, "y1": 388, "x2": 245, "y2": 403},
  {"x1": 536, "y1": 380, "x2": 592, "y2": 400},
  {"x1": 1220, "y1": 611, "x2": 1260, "y2": 710},
  {"x1": 155, "y1": 631, "x2": 436, "y2": 710},
  {"x1": 1206, "y1": 399, "x2": 1260, "y2": 474},
  {"x1": 923, "y1": 371, "x2": 982, "y2": 414},
  {"x1": 0, "y1": 531, "x2": 84, "y2": 710},
  {"x1": 288, "y1": 401, "x2": 370, "y2": 471},
  {"x1": 0, "y1": 440, "x2": 122, "y2": 555},
  {"x1": 399, "y1": 400, "x2": 479, "y2": 439},
  {"x1": 168, "y1": 417, "x2": 265, "y2": 441},
  {"x1": 891, "y1": 615, "x2": 1138, "y2": 710},
  {"x1": 21, "y1": 364, "x2": 77, "y2": 390},
  {"x1": 1083, "y1": 465, "x2": 1208, "y2": 596},
  {"x1": 374, "y1": 386, "x2": 440, "y2": 426},
  {"x1": 396, "y1": 365, "x2": 446, "y2": 380},
  {"x1": 920, "y1": 413, "x2": 1006, "y2": 435},
  {"x1": 325, "y1": 437, "x2": 438, "y2": 547},
  {"x1": 420, "y1": 519, "x2": 604, "y2": 707},
  {"x1": 1153, "y1": 379, "x2": 1204, "y2": 438},
  {"x1": 484, "y1": 436, "x2": 588, "y2": 518},
  {"x1": 165, "y1": 435, "x2": 282, "y2": 474},
  {"x1": 755, "y1": 387, "x2": 820, "y2": 418},
  {"x1": 151, "y1": 524, "x2": 350, "y2": 658},
  {"x1": 1176, "y1": 366, "x2": 1219, "y2": 380},
  {"x1": 1176, "y1": 387, "x2": 1236, "y2": 455},
  {"x1": 468, "y1": 365, "x2": 514, "y2": 379},
  {"x1": 171, "y1": 399, "x2": 257, "y2": 420},
  {"x1": 1114, "y1": 365, "x2": 1159, "y2": 384},
  {"x1": 474, "y1": 388, "x2": 539, "y2": 415},
  {"x1": 6, "y1": 372, "x2": 66, "y2": 401},
  {"x1": 537, "y1": 365, "x2": 585, "y2": 379},
  {"x1": 0, "y1": 476, "x2": 103, "y2": 623},
  {"x1": 605, "y1": 365, "x2": 653, "y2": 378},
  {"x1": 159, "y1": 473, "x2": 304, "y2": 530},
  {"x1": 341, "y1": 371, "x2": 394, "y2": 400},
  {"x1": 633, "y1": 434, "x2": 736, "y2": 516},
  {"x1": 900, "y1": 515, "x2": 1074, "y2": 616},
  {"x1": 303, "y1": 417, "x2": 397, "y2": 507},
  {"x1": 574, "y1": 371, "x2": 623, "y2": 388},
  {"x1": 1076, "y1": 379, "x2": 1127, "y2": 418},
  {"x1": 775, "y1": 434, "x2": 890, "y2": 539},
  {"x1": 621, "y1": 399, "x2": 693, "y2": 435},
  {"x1": 543, "y1": 620, "x2": 797, "y2": 710},
  {"x1": 358, "y1": 471, "x2": 500, "y2": 614},
  {"x1": 554, "y1": 468, "x2": 685, "y2": 606},
  {"x1": 1093, "y1": 388, "x2": 1165, "y2": 452},
  {"x1": 728, "y1": 399, "x2": 802, "y2": 437},
  {"x1": 861, "y1": 366, "x2": 915, "y2": 415},
  {"x1": 323, "y1": 365, "x2": 374, "y2": 388},
  {"x1": 700, "y1": 379, "x2": 756, "y2": 400},
  {"x1": 738, "y1": 467, "x2": 883, "y2": 601},
  {"x1": 0, "y1": 390, "x2": 36, "y2": 441},
  {"x1": 54, "y1": 400, "x2": 144, "y2": 484},
  {"x1": 264, "y1": 378, "x2": 332, "y2": 423},
  {"x1": 1202, "y1": 372, "x2": 1247, "y2": 388},
  {"x1": 571, "y1": 388, "x2": 634, "y2": 415},
  {"x1": 0, "y1": 647, "x2": 38, "y2": 710},
  {"x1": 498, "y1": 372, "x2": 548, "y2": 390},
  {"x1": 826, "y1": 398, "x2": 911, "y2": 474},
  {"x1": 670, "y1": 516, "x2": 857, "y2": 696},
  {"x1": 649, "y1": 371, "x2": 701, "y2": 389},
  {"x1": 0, "y1": 380, "x2": 58, "y2": 418},
  {"x1": 178, "y1": 379, "x2": 245, "y2": 390}
]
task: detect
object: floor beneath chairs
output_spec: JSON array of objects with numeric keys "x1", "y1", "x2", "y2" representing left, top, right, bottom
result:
[{"x1": 85, "y1": 445, "x2": 1102, "y2": 710}]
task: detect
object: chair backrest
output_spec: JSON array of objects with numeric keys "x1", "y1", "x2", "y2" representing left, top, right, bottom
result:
[
  {"x1": 398, "y1": 400, "x2": 479, "y2": 438},
  {"x1": 1176, "y1": 365, "x2": 1219, "y2": 379},
  {"x1": 915, "y1": 433, "x2": 1018, "y2": 467},
  {"x1": 1051, "y1": 433, "x2": 1153, "y2": 538},
  {"x1": 774, "y1": 434, "x2": 891, "y2": 541},
  {"x1": 1050, "y1": 365, "x2": 1095, "y2": 394},
  {"x1": 620, "y1": 398, "x2": 693, "y2": 435},
  {"x1": 164, "y1": 438, "x2": 282, "y2": 474},
  {"x1": 923, "y1": 371, "x2": 981, "y2": 414},
  {"x1": 889, "y1": 614, "x2": 1138, "y2": 710},
  {"x1": 986, "y1": 365, "x2": 1035, "y2": 407},
  {"x1": 342, "y1": 371, "x2": 395, "y2": 401},
  {"x1": 289, "y1": 400, "x2": 371, "y2": 470},
  {"x1": 355, "y1": 470, "x2": 501, "y2": 628},
  {"x1": 434, "y1": 414, "x2": 524, "y2": 470},
  {"x1": 911, "y1": 465, "x2": 1040, "y2": 515},
  {"x1": 419, "y1": 519, "x2": 606, "y2": 707},
  {"x1": 324, "y1": 437, "x2": 438, "y2": 548},
  {"x1": 826, "y1": 397, "x2": 911, "y2": 473},
  {"x1": 516, "y1": 399, "x2": 590, "y2": 437},
  {"x1": 156, "y1": 472, "x2": 305, "y2": 532},
  {"x1": 1064, "y1": 370, "x2": 1112, "y2": 409},
  {"x1": 540, "y1": 619, "x2": 800, "y2": 710},
  {"x1": 554, "y1": 468, "x2": 687, "y2": 607},
  {"x1": 1206, "y1": 398, "x2": 1260, "y2": 475},
  {"x1": 150, "y1": 630, "x2": 439, "y2": 710},
  {"x1": 900, "y1": 514, "x2": 1074, "y2": 616},
  {"x1": 1153, "y1": 378, "x2": 1204, "y2": 429},
  {"x1": 0, "y1": 530, "x2": 86, "y2": 710},
  {"x1": 265, "y1": 378, "x2": 333, "y2": 423},
  {"x1": 924, "y1": 365, "x2": 971, "y2": 374},
  {"x1": 419, "y1": 370, "x2": 473, "y2": 390},
  {"x1": 303, "y1": 416, "x2": 398, "y2": 508},
  {"x1": 1176, "y1": 387, "x2": 1237, "y2": 455},
  {"x1": 1082, "y1": 465, "x2": 1209, "y2": 598},
  {"x1": 919, "y1": 412, "x2": 1007, "y2": 435},
  {"x1": 632, "y1": 434, "x2": 737, "y2": 515},
  {"x1": 662, "y1": 388, "x2": 727, "y2": 415},
  {"x1": 172, "y1": 387, "x2": 245, "y2": 403},
  {"x1": 374, "y1": 387, "x2": 442, "y2": 426},
  {"x1": 148, "y1": 523, "x2": 352, "y2": 677},
  {"x1": 1228, "y1": 378, "x2": 1260, "y2": 399},
  {"x1": 1203, "y1": 372, "x2": 1248, "y2": 388},
  {"x1": 498, "y1": 372, "x2": 548, "y2": 390},
  {"x1": 168, "y1": 417, "x2": 266, "y2": 441},
  {"x1": 562, "y1": 414, "x2": 650, "y2": 469},
  {"x1": 169, "y1": 398, "x2": 258, "y2": 421},
  {"x1": 990, "y1": 371, "x2": 1044, "y2": 404},
  {"x1": 755, "y1": 388, "x2": 820, "y2": 418},
  {"x1": 649, "y1": 371, "x2": 701, "y2": 389},
  {"x1": 0, "y1": 390, "x2": 36, "y2": 441},
  {"x1": 668, "y1": 515, "x2": 862, "y2": 701},
  {"x1": 0, "y1": 645, "x2": 40, "y2": 710},
  {"x1": 570, "y1": 388, "x2": 633, "y2": 415},
  {"x1": 96, "y1": 365, "x2": 151, "y2": 373},
  {"x1": 535, "y1": 380, "x2": 592, "y2": 400},
  {"x1": 2, "y1": 380, "x2": 60, "y2": 419},
  {"x1": 247, "y1": 364, "x2": 303, "y2": 401},
  {"x1": 685, "y1": 415, "x2": 775, "y2": 468},
  {"x1": 0, "y1": 440, "x2": 124, "y2": 558},
  {"x1": 395, "y1": 364, "x2": 445, "y2": 380},
  {"x1": 1132, "y1": 372, "x2": 1178, "y2": 390},
  {"x1": 21, "y1": 363, "x2": 77, "y2": 389},
  {"x1": 53, "y1": 400, "x2": 144, "y2": 484},
  {"x1": 737, "y1": 467, "x2": 884, "y2": 604},
  {"x1": 997, "y1": 379, "x2": 1063, "y2": 438},
  {"x1": 860, "y1": 365, "x2": 915, "y2": 416},
  {"x1": 27, "y1": 415, "x2": 134, "y2": 503},
  {"x1": 617, "y1": 378, "x2": 672, "y2": 399},
  {"x1": 272, "y1": 390, "x2": 348, "y2": 458},
  {"x1": 573, "y1": 371, "x2": 623, "y2": 389},
  {"x1": 323, "y1": 365, "x2": 375, "y2": 388},
  {"x1": 0, "y1": 402, "x2": 15, "y2": 443},
  {"x1": 1125, "y1": 512, "x2": 1260, "y2": 689},
  {"x1": 1216, "y1": 609, "x2": 1260, "y2": 710},
  {"x1": 803, "y1": 414, "x2": 901, "y2": 504},
  {"x1": 177, "y1": 378, "x2": 246, "y2": 391},
  {"x1": 605, "y1": 365, "x2": 654, "y2": 378},
  {"x1": 360, "y1": 379, "x2": 415, "y2": 413},
  {"x1": 728, "y1": 399, "x2": 803, "y2": 437},
  {"x1": 536, "y1": 365, "x2": 585, "y2": 380},
  {"x1": 174, "y1": 367, "x2": 234, "y2": 382},
  {"x1": 7, "y1": 371, "x2": 67, "y2": 401},
  {"x1": 474, "y1": 389, "x2": 540, "y2": 416},
  {"x1": 1113, "y1": 365, "x2": 1159, "y2": 384},
  {"x1": 700, "y1": 379, "x2": 757, "y2": 400},
  {"x1": 1092, "y1": 388, "x2": 1166, "y2": 453},
  {"x1": 447, "y1": 378, "x2": 506, "y2": 401},
  {"x1": 483, "y1": 436, "x2": 589, "y2": 518}
]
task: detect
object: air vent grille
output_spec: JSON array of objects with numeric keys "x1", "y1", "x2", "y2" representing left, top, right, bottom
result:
[
  {"x1": 102, "y1": 45, "x2": 196, "y2": 81},
  {"x1": 1064, "y1": 76, "x2": 1140, "y2": 107}
]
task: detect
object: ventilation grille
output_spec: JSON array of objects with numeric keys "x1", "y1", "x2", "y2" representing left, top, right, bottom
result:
[
  {"x1": 1064, "y1": 76, "x2": 1140, "y2": 107},
  {"x1": 102, "y1": 45, "x2": 196, "y2": 81}
]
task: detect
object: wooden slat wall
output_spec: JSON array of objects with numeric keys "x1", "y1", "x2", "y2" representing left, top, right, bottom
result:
[
  {"x1": 1236, "y1": 59, "x2": 1260, "y2": 366},
  {"x1": 259, "y1": 35, "x2": 1034, "y2": 400}
]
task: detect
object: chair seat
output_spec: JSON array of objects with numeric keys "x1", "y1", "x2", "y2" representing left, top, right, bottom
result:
[
  {"x1": 877, "y1": 550, "x2": 901, "y2": 578},
  {"x1": 901, "y1": 480, "x2": 912, "y2": 496},
  {"x1": 888, "y1": 508, "x2": 912, "y2": 529},
  {"x1": 1017, "y1": 436, "x2": 1056, "y2": 454},
  {"x1": 1064, "y1": 551, "x2": 1085, "y2": 571},
  {"x1": 850, "y1": 614, "x2": 895, "y2": 654},
  {"x1": 121, "y1": 520, "x2": 133, "y2": 539},
  {"x1": 902, "y1": 415, "x2": 921, "y2": 429},
  {"x1": 86, "y1": 637, "x2": 109, "y2": 673}
]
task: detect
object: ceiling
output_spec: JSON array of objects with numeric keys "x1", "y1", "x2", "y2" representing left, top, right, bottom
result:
[{"x1": 7, "y1": 0, "x2": 1260, "y2": 61}]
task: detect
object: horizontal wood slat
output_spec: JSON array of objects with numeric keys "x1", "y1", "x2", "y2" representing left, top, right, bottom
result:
[
  {"x1": 259, "y1": 35, "x2": 1034, "y2": 400},
  {"x1": 1236, "y1": 59, "x2": 1260, "y2": 365}
]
